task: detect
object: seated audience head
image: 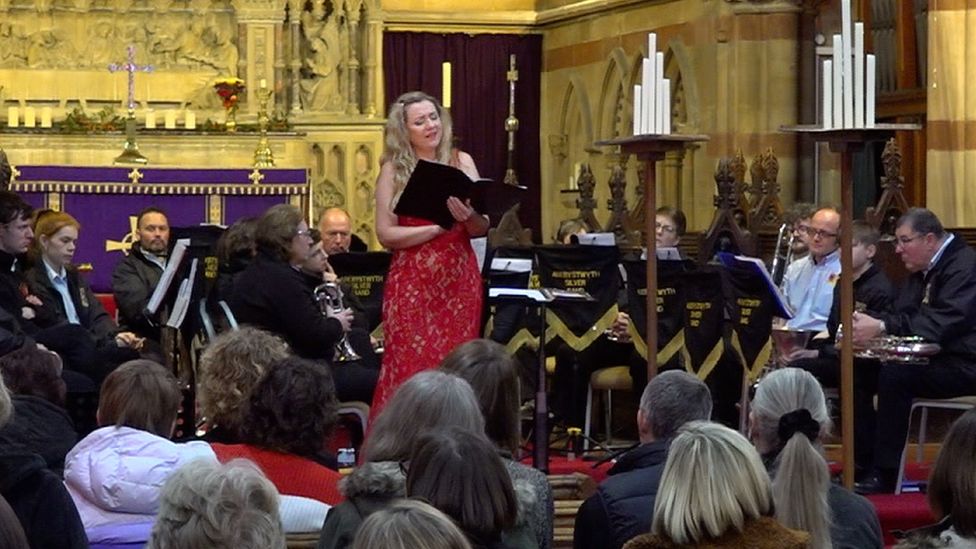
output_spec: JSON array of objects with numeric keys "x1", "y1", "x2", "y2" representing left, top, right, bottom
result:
[
  {"x1": 926, "y1": 408, "x2": 976, "y2": 539},
  {"x1": 0, "y1": 494, "x2": 28, "y2": 549},
  {"x1": 318, "y1": 207, "x2": 354, "y2": 255},
  {"x1": 406, "y1": 427, "x2": 518, "y2": 547},
  {"x1": 894, "y1": 207, "x2": 948, "y2": 273},
  {"x1": 749, "y1": 367, "x2": 831, "y2": 548},
  {"x1": 784, "y1": 202, "x2": 817, "y2": 256},
  {"x1": 136, "y1": 206, "x2": 170, "y2": 256},
  {"x1": 0, "y1": 345, "x2": 66, "y2": 406},
  {"x1": 31, "y1": 210, "x2": 80, "y2": 270},
  {"x1": 806, "y1": 207, "x2": 841, "y2": 261},
  {"x1": 651, "y1": 421, "x2": 773, "y2": 545},
  {"x1": 300, "y1": 228, "x2": 330, "y2": 278},
  {"x1": 215, "y1": 216, "x2": 258, "y2": 270},
  {"x1": 0, "y1": 190, "x2": 34, "y2": 255},
  {"x1": 351, "y1": 499, "x2": 473, "y2": 549},
  {"x1": 555, "y1": 218, "x2": 587, "y2": 244},
  {"x1": 655, "y1": 207, "x2": 686, "y2": 248},
  {"x1": 197, "y1": 327, "x2": 290, "y2": 439},
  {"x1": 0, "y1": 374, "x2": 12, "y2": 427},
  {"x1": 241, "y1": 356, "x2": 338, "y2": 458},
  {"x1": 256, "y1": 204, "x2": 311, "y2": 266},
  {"x1": 97, "y1": 359, "x2": 181, "y2": 438},
  {"x1": 638, "y1": 370, "x2": 712, "y2": 444},
  {"x1": 438, "y1": 339, "x2": 521, "y2": 453},
  {"x1": 851, "y1": 220, "x2": 881, "y2": 273},
  {"x1": 363, "y1": 370, "x2": 483, "y2": 462},
  {"x1": 148, "y1": 459, "x2": 285, "y2": 549}
]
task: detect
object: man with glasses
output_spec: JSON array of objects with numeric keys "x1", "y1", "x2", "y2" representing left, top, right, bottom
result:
[
  {"x1": 781, "y1": 207, "x2": 842, "y2": 332},
  {"x1": 851, "y1": 208, "x2": 976, "y2": 494}
]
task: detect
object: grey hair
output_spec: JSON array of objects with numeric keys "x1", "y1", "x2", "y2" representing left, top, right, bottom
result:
[
  {"x1": 363, "y1": 370, "x2": 484, "y2": 462},
  {"x1": 897, "y1": 207, "x2": 945, "y2": 239},
  {"x1": 0, "y1": 375, "x2": 11, "y2": 428},
  {"x1": 639, "y1": 370, "x2": 712, "y2": 440},
  {"x1": 148, "y1": 459, "x2": 284, "y2": 549},
  {"x1": 750, "y1": 367, "x2": 832, "y2": 549},
  {"x1": 651, "y1": 421, "x2": 773, "y2": 544},
  {"x1": 352, "y1": 499, "x2": 473, "y2": 549}
]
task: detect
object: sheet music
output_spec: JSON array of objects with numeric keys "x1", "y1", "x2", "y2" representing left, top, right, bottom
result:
[
  {"x1": 489, "y1": 288, "x2": 552, "y2": 302},
  {"x1": 145, "y1": 238, "x2": 190, "y2": 316},
  {"x1": 717, "y1": 252, "x2": 794, "y2": 319},
  {"x1": 165, "y1": 257, "x2": 197, "y2": 328},
  {"x1": 490, "y1": 258, "x2": 532, "y2": 273},
  {"x1": 639, "y1": 247, "x2": 682, "y2": 260},
  {"x1": 471, "y1": 237, "x2": 487, "y2": 272},
  {"x1": 575, "y1": 232, "x2": 616, "y2": 246}
]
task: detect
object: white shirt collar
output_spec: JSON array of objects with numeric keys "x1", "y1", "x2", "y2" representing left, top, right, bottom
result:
[
  {"x1": 43, "y1": 257, "x2": 67, "y2": 281},
  {"x1": 925, "y1": 233, "x2": 954, "y2": 275}
]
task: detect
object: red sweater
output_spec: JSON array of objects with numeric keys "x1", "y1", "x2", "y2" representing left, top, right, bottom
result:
[{"x1": 210, "y1": 443, "x2": 344, "y2": 505}]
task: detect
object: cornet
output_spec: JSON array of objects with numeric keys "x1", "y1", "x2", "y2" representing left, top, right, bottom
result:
[
  {"x1": 313, "y1": 282, "x2": 361, "y2": 362},
  {"x1": 770, "y1": 222, "x2": 795, "y2": 289}
]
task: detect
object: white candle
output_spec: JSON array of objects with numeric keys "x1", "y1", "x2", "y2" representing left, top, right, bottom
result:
[
  {"x1": 441, "y1": 62, "x2": 451, "y2": 109},
  {"x1": 164, "y1": 110, "x2": 177, "y2": 129},
  {"x1": 866, "y1": 54, "x2": 876, "y2": 128},
  {"x1": 6, "y1": 107, "x2": 17, "y2": 128},
  {"x1": 841, "y1": 0, "x2": 853, "y2": 128},
  {"x1": 184, "y1": 110, "x2": 196, "y2": 129},
  {"x1": 633, "y1": 84, "x2": 642, "y2": 136},
  {"x1": 661, "y1": 79, "x2": 671, "y2": 135},
  {"x1": 23, "y1": 107, "x2": 36, "y2": 128},
  {"x1": 822, "y1": 60, "x2": 833, "y2": 129},
  {"x1": 260, "y1": 78, "x2": 267, "y2": 89},
  {"x1": 641, "y1": 58, "x2": 653, "y2": 135},
  {"x1": 832, "y1": 34, "x2": 843, "y2": 128},
  {"x1": 145, "y1": 110, "x2": 156, "y2": 129},
  {"x1": 854, "y1": 22, "x2": 865, "y2": 128},
  {"x1": 654, "y1": 52, "x2": 665, "y2": 134},
  {"x1": 40, "y1": 107, "x2": 52, "y2": 128}
]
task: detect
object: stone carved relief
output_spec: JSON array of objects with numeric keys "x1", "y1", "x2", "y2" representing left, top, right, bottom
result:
[{"x1": 300, "y1": 0, "x2": 344, "y2": 111}]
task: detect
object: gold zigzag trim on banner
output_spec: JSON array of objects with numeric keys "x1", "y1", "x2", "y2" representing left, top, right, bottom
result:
[
  {"x1": 626, "y1": 323, "x2": 684, "y2": 363},
  {"x1": 681, "y1": 339, "x2": 725, "y2": 381},
  {"x1": 628, "y1": 322, "x2": 647, "y2": 358},
  {"x1": 730, "y1": 330, "x2": 772, "y2": 382},
  {"x1": 371, "y1": 323, "x2": 384, "y2": 342},
  {"x1": 544, "y1": 305, "x2": 619, "y2": 351},
  {"x1": 505, "y1": 328, "x2": 540, "y2": 355}
]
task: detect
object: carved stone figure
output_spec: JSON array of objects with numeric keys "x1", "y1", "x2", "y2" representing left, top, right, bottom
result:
[{"x1": 301, "y1": 0, "x2": 344, "y2": 111}]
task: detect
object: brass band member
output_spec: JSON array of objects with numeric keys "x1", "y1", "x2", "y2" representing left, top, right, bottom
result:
[{"x1": 781, "y1": 208, "x2": 842, "y2": 332}]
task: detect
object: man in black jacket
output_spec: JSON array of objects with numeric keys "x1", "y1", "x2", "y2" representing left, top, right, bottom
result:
[
  {"x1": 573, "y1": 370, "x2": 712, "y2": 549},
  {"x1": 852, "y1": 208, "x2": 976, "y2": 493},
  {"x1": 112, "y1": 206, "x2": 169, "y2": 340}
]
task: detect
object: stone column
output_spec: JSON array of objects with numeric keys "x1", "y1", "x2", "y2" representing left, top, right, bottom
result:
[{"x1": 231, "y1": 0, "x2": 287, "y2": 113}]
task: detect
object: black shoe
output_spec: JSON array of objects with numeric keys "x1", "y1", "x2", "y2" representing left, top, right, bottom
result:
[{"x1": 854, "y1": 469, "x2": 897, "y2": 495}]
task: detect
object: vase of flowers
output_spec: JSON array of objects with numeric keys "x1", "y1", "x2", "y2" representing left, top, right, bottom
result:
[{"x1": 214, "y1": 77, "x2": 245, "y2": 132}]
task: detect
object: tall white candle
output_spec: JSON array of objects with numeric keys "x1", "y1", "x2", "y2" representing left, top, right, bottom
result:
[
  {"x1": 40, "y1": 107, "x2": 52, "y2": 128},
  {"x1": 854, "y1": 22, "x2": 865, "y2": 128},
  {"x1": 642, "y1": 58, "x2": 654, "y2": 135},
  {"x1": 654, "y1": 52, "x2": 665, "y2": 134},
  {"x1": 633, "y1": 84, "x2": 643, "y2": 135},
  {"x1": 164, "y1": 110, "x2": 177, "y2": 129},
  {"x1": 6, "y1": 107, "x2": 17, "y2": 128},
  {"x1": 822, "y1": 60, "x2": 833, "y2": 129},
  {"x1": 23, "y1": 107, "x2": 36, "y2": 128},
  {"x1": 184, "y1": 110, "x2": 196, "y2": 129},
  {"x1": 145, "y1": 110, "x2": 156, "y2": 129},
  {"x1": 661, "y1": 79, "x2": 671, "y2": 135},
  {"x1": 841, "y1": 0, "x2": 853, "y2": 128},
  {"x1": 441, "y1": 62, "x2": 451, "y2": 109},
  {"x1": 832, "y1": 34, "x2": 843, "y2": 128},
  {"x1": 866, "y1": 54, "x2": 876, "y2": 128}
]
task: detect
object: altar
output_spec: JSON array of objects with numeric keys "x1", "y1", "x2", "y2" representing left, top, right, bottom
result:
[{"x1": 12, "y1": 164, "x2": 309, "y2": 293}]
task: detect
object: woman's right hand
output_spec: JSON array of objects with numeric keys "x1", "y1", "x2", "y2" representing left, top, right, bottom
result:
[{"x1": 332, "y1": 308, "x2": 354, "y2": 332}]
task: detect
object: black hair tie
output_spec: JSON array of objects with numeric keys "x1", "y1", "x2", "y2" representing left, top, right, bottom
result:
[{"x1": 777, "y1": 408, "x2": 820, "y2": 442}]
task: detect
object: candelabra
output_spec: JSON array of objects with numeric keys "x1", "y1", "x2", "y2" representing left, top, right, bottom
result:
[{"x1": 254, "y1": 84, "x2": 275, "y2": 168}]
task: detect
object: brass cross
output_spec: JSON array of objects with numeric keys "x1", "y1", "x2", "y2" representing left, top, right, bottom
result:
[
  {"x1": 506, "y1": 54, "x2": 518, "y2": 83},
  {"x1": 128, "y1": 168, "x2": 143, "y2": 183},
  {"x1": 10, "y1": 166, "x2": 20, "y2": 183}
]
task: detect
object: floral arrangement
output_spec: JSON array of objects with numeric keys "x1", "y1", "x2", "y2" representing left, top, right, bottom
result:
[{"x1": 213, "y1": 77, "x2": 245, "y2": 110}]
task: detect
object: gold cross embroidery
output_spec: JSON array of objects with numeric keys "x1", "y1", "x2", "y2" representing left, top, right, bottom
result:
[
  {"x1": 128, "y1": 168, "x2": 144, "y2": 183},
  {"x1": 249, "y1": 168, "x2": 264, "y2": 184}
]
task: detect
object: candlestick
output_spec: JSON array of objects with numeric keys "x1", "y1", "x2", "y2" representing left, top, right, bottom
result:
[
  {"x1": 654, "y1": 52, "x2": 665, "y2": 133},
  {"x1": 661, "y1": 79, "x2": 671, "y2": 135},
  {"x1": 145, "y1": 110, "x2": 156, "y2": 129},
  {"x1": 23, "y1": 107, "x2": 36, "y2": 128},
  {"x1": 841, "y1": 0, "x2": 853, "y2": 128},
  {"x1": 832, "y1": 34, "x2": 843, "y2": 129},
  {"x1": 822, "y1": 60, "x2": 833, "y2": 129},
  {"x1": 641, "y1": 58, "x2": 653, "y2": 135},
  {"x1": 6, "y1": 107, "x2": 18, "y2": 128},
  {"x1": 40, "y1": 107, "x2": 52, "y2": 128},
  {"x1": 442, "y1": 62, "x2": 451, "y2": 109}
]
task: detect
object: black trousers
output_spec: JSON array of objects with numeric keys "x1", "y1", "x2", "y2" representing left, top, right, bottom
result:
[
  {"x1": 551, "y1": 336, "x2": 634, "y2": 428},
  {"x1": 328, "y1": 327, "x2": 380, "y2": 404}
]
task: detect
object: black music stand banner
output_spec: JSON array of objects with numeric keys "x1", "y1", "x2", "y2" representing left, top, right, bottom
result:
[
  {"x1": 484, "y1": 246, "x2": 538, "y2": 354},
  {"x1": 678, "y1": 269, "x2": 726, "y2": 380},
  {"x1": 328, "y1": 252, "x2": 392, "y2": 336},
  {"x1": 623, "y1": 259, "x2": 687, "y2": 370},
  {"x1": 722, "y1": 261, "x2": 777, "y2": 382},
  {"x1": 534, "y1": 245, "x2": 620, "y2": 351}
]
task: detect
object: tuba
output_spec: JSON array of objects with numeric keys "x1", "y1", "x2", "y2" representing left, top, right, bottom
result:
[
  {"x1": 313, "y1": 281, "x2": 361, "y2": 362},
  {"x1": 770, "y1": 222, "x2": 795, "y2": 289}
]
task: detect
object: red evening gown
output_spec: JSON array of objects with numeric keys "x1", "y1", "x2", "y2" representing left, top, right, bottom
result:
[{"x1": 369, "y1": 215, "x2": 483, "y2": 421}]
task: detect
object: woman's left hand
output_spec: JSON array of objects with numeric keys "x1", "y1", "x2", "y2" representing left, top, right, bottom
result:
[{"x1": 446, "y1": 196, "x2": 474, "y2": 223}]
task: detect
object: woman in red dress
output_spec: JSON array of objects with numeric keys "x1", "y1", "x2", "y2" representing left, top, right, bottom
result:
[{"x1": 370, "y1": 91, "x2": 488, "y2": 420}]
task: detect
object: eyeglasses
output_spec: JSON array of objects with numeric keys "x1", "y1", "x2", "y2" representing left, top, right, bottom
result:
[
  {"x1": 295, "y1": 229, "x2": 312, "y2": 239},
  {"x1": 655, "y1": 222, "x2": 676, "y2": 233},
  {"x1": 895, "y1": 234, "x2": 924, "y2": 246},
  {"x1": 802, "y1": 226, "x2": 838, "y2": 239}
]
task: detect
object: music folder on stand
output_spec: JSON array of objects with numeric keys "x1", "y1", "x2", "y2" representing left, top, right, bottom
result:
[{"x1": 488, "y1": 287, "x2": 595, "y2": 472}]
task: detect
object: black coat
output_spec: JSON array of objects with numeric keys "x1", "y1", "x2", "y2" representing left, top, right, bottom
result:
[
  {"x1": 574, "y1": 440, "x2": 669, "y2": 549},
  {"x1": 0, "y1": 250, "x2": 39, "y2": 335},
  {"x1": 24, "y1": 264, "x2": 119, "y2": 345},
  {"x1": 819, "y1": 263, "x2": 894, "y2": 359},
  {"x1": 881, "y1": 234, "x2": 976, "y2": 368},
  {"x1": 229, "y1": 250, "x2": 343, "y2": 360},
  {"x1": 0, "y1": 395, "x2": 77, "y2": 473},
  {"x1": 0, "y1": 448, "x2": 88, "y2": 549},
  {"x1": 111, "y1": 243, "x2": 163, "y2": 339}
]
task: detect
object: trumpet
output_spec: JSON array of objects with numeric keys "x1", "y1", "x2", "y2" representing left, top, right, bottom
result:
[
  {"x1": 770, "y1": 222, "x2": 795, "y2": 289},
  {"x1": 313, "y1": 281, "x2": 361, "y2": 362}
]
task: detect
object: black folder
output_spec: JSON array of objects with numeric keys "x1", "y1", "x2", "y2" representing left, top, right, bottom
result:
[{"x1": 393, "y1": 159, "x2": 491, "y2": 229}]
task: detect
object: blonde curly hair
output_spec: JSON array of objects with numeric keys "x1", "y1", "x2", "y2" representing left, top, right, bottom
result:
[{"x1": 381, "y1": 91, "x2": 455, "y2": 207}]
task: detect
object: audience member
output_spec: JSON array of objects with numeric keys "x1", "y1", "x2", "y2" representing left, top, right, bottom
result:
[
  {"x1": 195, "y1": 326, "x2": 290, "y2": 443},
  {"x1": 63, "y1": 360, "x2": 216, "y2": 542},
  {"x1": 407, "y1": 427, "x2": 531, "y2": 548},
  {"x1": 213, "y1": 215, "x2": 258, "y2": 302},
  {"x1": 623, "y1": 421, "x2": 809, "y2": 548},
  {"x1": 317, "y1": 370, "x2": 484, "y2": 549},
  {"x1": 112, "y1": 206, "x2": 170, "y2": 340},
  {"x1": 574, "y1": 370, "x2": 712, "y2": 549},
  {"x1": 750, "y1": 367, "x2": 882, "y2": 549},
  {"x1": 212, "y1": 356, "x2": 345, "y2": 504},
  {"x1": 0, "y1": 494, "x2": 28, "y2": 549},
  {"x1": 351, "y1": 499, "x2": 473, "y2": 549},
  {"x1": 895, "y1": 409, "x2": 976, "y2": 548},
  {"x1": 147, "y1": 459, "x2": 286, "y2": 549},
  {"x1": 0, "y1": 345, "x2": 76, "y2": 471},
  {"x1": 0, "y1": 374, "x2": 88, "y2": 549}
]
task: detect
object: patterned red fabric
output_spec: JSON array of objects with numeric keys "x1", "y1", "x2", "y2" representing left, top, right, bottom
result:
[
  {"x1": 369, "y1": 216, "x2": 483, "y2": 421},
  {"x1": 210, "y1": 443, "x2": 344, "y2": 505}
]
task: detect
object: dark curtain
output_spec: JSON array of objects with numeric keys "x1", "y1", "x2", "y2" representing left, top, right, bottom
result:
[{"x1": 383, "y1": 32, "x2": 542, "y2": 242}]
